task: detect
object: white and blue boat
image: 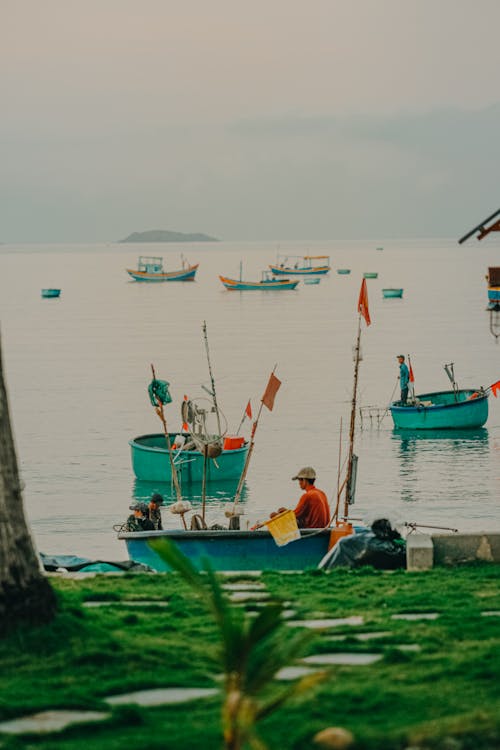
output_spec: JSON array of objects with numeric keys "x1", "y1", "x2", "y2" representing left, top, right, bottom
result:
[
  {"x1": 269, "y1": 254, "x2": 330, "y2": 276},
  {"x1": 487, "y1": 267, "x2": 500, "y2": 310},
  {"x1": 126, "y1": 256, "x2": 198, "y2": 282}
]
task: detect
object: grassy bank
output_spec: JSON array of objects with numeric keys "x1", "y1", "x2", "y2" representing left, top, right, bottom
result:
[{"x1": 0, "y1": 563, "x2": 499, "y2": 749}]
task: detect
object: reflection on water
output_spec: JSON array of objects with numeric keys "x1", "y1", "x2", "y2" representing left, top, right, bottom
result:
[
  {"x1": 132, "y1": 478, "x2": 248, "y2": 528},
  {"x1": 391, "y1": 428, "x2": 490, "y2": 507}
]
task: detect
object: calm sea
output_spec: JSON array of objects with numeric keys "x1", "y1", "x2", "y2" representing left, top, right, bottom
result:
[{"x1": 0, "y1": 239, "x2": 499, "y2": 560}]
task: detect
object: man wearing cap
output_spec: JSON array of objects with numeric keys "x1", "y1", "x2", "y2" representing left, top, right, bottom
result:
[
  {"x1": 397, "y1": 355, "x2": 410, "y2": 405},
  {"x1": 271, "y1": 467, "x2": 330, "y2": 529},
  {"x1": 148, "y1": 493, "x2": 164, "y2": 531},
  {"x1": 125, "y1": 502, "x2": 155, "y2": 532}
]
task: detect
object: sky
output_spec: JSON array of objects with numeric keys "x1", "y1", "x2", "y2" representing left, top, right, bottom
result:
[{"x1": 2, "y1": 0, "x2": 500, "y2": 242}]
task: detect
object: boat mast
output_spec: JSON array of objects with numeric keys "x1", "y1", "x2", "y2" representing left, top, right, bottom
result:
[
  {"x1": 202, "y1": 321, "x2": 222, "y2": 440},
  {"x1": 343, "y1": 315, "x2": 362, "y2": 518}
]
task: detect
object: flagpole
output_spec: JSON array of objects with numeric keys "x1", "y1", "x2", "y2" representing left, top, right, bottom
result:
[
  {"x1": 407, "y1": 353, "x2": 415, "y2": 402},
  {"x1": 343, "y1": 314, "x2": 362, "y2": 518},
  {"x1": 235, "y1": 400, "x2": 251, "y2": 436},
  {"x1": 230, "y1": 366, "x2": 277, "y2": 515},
  {"x1": 150, "y1": 364, "x2": 182, "y2": 504}
]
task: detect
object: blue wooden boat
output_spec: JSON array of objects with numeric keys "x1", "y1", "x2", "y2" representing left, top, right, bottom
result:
[
  {"x1": 363, "y1": 272, "x2": 378, "y2": 279},
  {"x1": 126, "y1": 256, "x2": 198, "y2": 282},
  {"x1": 130, "y1": 432, "x2": 249, "y2": 482},
  {"x1": 390, "y1": 389, "x2": 488, "y2": 430},
  {"x1": 487, "y1": 267, "x2": 500, "y2": 310},
  {"x1": 304, "y1": 278, "x2": 321, "y2": 285},
  {"x1": 41, "y1": 288, "x2": 61, "y2": 298},
  {"x1": 219, "y1": 272, "x2": 299, "y2": 291},
  {"x1": 119, "y1": 528, "x2": 333, "y2": 571},
  {"x1": 382, "y1": 288, "x2": 403, "y2": 298},
  {"x1": 269, "y1": 254, "x2": 330, "y2": 276},
  {"x1": 337, "y1": 269, "x2": 351, "y2": 275}
]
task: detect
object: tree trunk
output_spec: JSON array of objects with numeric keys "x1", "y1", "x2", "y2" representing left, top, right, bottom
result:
[{"x1": 0, "y1": 335, "x2": 57, "y2": 636}]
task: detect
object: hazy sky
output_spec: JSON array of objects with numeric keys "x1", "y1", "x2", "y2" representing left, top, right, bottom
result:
[{"x1": 3, "y1": 0, "x2": 500, "y2": 242}]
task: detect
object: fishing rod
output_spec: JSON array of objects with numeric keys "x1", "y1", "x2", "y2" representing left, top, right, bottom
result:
[
  {"x1": 404, "y1": 522, "x2": 458, "y2": 534},
  {"x1": 202, "y1": 321, "x2": 222, "y2": 440}
]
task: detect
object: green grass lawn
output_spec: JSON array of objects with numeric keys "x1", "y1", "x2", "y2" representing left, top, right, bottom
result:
[{"x1": 0, "y1": 563, "x2": 499, "y2": 749}]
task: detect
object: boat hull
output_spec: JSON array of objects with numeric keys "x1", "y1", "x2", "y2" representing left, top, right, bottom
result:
[
  {"x1": 126, "y1": 265, "x2": 198, "y2": 282},
  {"x1": 41, "y1": 289, "x2": 61, "y2": 298},
  {"x1": 337, "y1": 269, "x2": 351, "y2": 275},
  {"x1": 390, "y1": 389, "x2": 489, "y2": 430},
  {"x1": 219, "y1": 276, "x2": 299, "y2": 291},
  {"x1": 130, "y1": 433, "x2": 249, "y2": 482},
  {"x1": 120, "y1": 528, "x2": 332, "y2": 571},
  {"x1": 382, "y1": 288, "x2": 403, "y2": 298},
  {"x1": 487, "y1": 286, "x2": 500, "y2": 310},
  {"x1": 269, "y1": 265, "x2": 330, "y2": 276},
  {"x1": 363, "y1": 272, "x2": 378, "y2": 279}
]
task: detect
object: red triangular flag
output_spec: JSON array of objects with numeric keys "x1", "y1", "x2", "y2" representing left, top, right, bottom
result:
[
  {"x1": 261, "y1": 372, "x2": 281, "y2": 411},
  {"x1": 409, "y1": 362, "x2": 415, "y2": 383},
  {"x1": 245, "y1": 399, "x2": 252, "y2": 419},
  {"x1": 490, "y1": 380, "x2": 500, "y2": 397},
  {"x1": 357, "y1": 278, "x2": 371, "y2": 326},
  {"x1": 182, "y1": 394, "x2": 189, "y2": 431}
]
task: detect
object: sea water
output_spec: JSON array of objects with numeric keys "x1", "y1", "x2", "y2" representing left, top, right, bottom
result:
[{"x1": 0, "y1": 238, "x2": 499, "y2": 560}]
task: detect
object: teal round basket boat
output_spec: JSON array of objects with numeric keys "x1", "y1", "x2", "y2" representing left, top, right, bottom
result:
[
  {"x1": 382, "y1": 288, "x2": 403, "y2": 298},
  {"x1": 130, "y1": 433, "x2": 249, "y2": 482},
  {"x1": 390, "y1": 389, "x2": 488, "y2": 430}
]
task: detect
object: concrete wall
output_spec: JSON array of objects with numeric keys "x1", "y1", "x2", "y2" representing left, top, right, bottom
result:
[{"x1": 406, "y1": 532, "x2": 500, "y2": 570}]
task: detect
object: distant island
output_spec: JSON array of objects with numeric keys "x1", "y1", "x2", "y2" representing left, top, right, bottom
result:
[{"x1": 119, "y1": 230, "x2": 219, "y2": 243}]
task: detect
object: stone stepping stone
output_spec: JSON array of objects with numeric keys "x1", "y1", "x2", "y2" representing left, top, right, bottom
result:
[
  {"x1": 105, "y1": 687, "x2": 218, "y2": 707},
  {"x1": 328, "y1": 631, "x2": 391, "y2": 642},
  {"x1": 395, "y1": 644, "x2": 421, "y2": 652},
  {"x1": 481, "y1": 611, "x2": 500, "y2": 616},
  {"x1": 276, "y1": 665, "x2": 319, "y2": 681},
  {"x1": 391, "y1": 613, "x2": 439, "y2": 621},
  {"x1": 83, "y1": 600, "x2": 168, "y2": 608},
  {"x1": 287, "y1": 616, "x2": 364, "y2": 629},
  {"x1": 229, "y1": 591, "x2": 271, "y2": 602},
  {"x1": 0, "y1": 710, "x2": 110, "y2": 735},
  {"x1": 222, "y1": 583, "x2": 267, "y2": 592},
  {"x1": 303, "y1": 652, "x2": 382, "y2": 666}
]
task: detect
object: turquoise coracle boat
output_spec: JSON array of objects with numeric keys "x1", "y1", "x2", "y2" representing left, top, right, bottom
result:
[
  {"x1": 130, "y1": 433, "x2": 249, "y2": 482},
  {"x1": 120, "y1": 528, "x2": 333, "y2": 571},
  {"x1": 390, "y1": 389, "x2": 488, "y2": 430}
]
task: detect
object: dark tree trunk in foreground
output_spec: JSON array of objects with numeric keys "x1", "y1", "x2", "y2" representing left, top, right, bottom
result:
[{"x1": 0, "y1": 336, "x2": 57, "y2": 636}]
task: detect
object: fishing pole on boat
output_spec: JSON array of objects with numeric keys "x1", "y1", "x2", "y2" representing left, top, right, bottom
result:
[
  {"x1": 404, "y1": 522, "x2": 458, "y2": 534},
  {"x1": 149, "y1": 364, "x2": 183, "y2": 504},
  {"x1": 202, "y1": 320, "x2": 222, "y2": 440},
  {"x1": 229, "y1": 366, "x2": 281, "y2": 519}
]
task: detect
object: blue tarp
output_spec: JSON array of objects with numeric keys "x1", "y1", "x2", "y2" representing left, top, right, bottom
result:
[{"x1": 40, "y1": 553, "x2": 153, "y2": 573}]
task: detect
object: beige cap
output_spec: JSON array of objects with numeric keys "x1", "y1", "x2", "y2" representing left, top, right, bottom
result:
[{"x1": 292, "y1": 466, "x2": 316, "y2": 480}]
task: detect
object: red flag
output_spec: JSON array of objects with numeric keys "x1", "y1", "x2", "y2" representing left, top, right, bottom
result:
[
  {"x1": 491, "y1": 380, "x2": 500, "y2": 397},
  {"x1": 182, "y1": 394, "x2": 189, "y2": 431},
  {"x1": 261, "y1": 372, "x2": 281, "y2": 411},
  {"x1": 409, "y1": 362, "x2": 415, "y2": 383},
  {"x1": 245, "y1": 399, "x2": 252, "y2": 419},
  {"x1": 357, "y1": 278, "x2": 371, "y2": 326}
]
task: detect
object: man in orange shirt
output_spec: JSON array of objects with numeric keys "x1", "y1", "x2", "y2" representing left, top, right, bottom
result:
[{"x1": 272, "y1": 467, "x2": 330, "y2": 529}]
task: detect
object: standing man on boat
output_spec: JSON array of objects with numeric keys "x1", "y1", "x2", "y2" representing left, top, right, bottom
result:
[
  {"x1": 271, "y1": 467, "x2": 330, "y2": 528},
  {"x1": 397, "y1": 355, "x2": 410, "y2": 405}
]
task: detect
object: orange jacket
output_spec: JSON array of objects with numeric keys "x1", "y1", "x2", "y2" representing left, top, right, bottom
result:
[{"x1": 294, "y1": 486, "x2": 330, "y2": 528}]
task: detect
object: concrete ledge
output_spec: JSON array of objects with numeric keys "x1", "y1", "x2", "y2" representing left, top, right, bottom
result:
[
  {"x1": 432, "y1": 533, "x2": 500, "y2": 566},
  {"x1": 406, "y1": 534, "x2": 433, "y2": 571}
]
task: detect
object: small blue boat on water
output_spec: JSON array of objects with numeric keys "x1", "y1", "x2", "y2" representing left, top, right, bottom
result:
[
  {"x1": 487, "y1": 267, "x2": 500, "y2": 310},
  {"x1": 337, "y1": 269, "x2": 351, "y2": 275},
  {"x1": 363, "y1": 272, "x2": 378, "y2": 279},
  {"x1": 304, "y1": 277, "x2": 321, "y2": 285},
  {"x1": 130, "y1": 433, "x2": 249, "y2": 482},
  {"x1": 41, "y1": 288, "x2": 61, "y2": 298},
  {"x1": 219, "y1": 271, "x2": 299, "y2": 291},
  {"x1": 382, "y1": 288, "x2": 403, "y2": 298},
  {"x1": 390, "y1": 389, "x2": 489, "y2": 430}
]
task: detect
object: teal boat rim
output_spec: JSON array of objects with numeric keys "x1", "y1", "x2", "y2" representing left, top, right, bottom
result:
[
  {"x1": 129, "y1": 433, "x2": 249, "y2": 455},
  {"x1": 118, "y1": 528, "x2": 332, "y2": 540},
  {"x1": 390, "y1": 389, "x2": 488, "y2": 413}
]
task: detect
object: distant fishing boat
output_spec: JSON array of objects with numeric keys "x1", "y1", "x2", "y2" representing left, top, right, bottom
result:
[
  {"x1": 41, "y1": 289, "x2": 61, "y2": 298},
  {"x1": 376, "y1": 247, "x2": 384, "y2": 251},
  {"x1": 337, "y1": 269, "x2": 351, "y2": 275},
  {"x1": 269, "y1": 254, "x2": 331, "y2": 276},
  {"x1": 219, "y1": 268, "x2": 299, "y2": 291},
  {"x1": 304, "y1": 278, "x2": 321, "y2": 285},
  {"x1": 126, "y1": 256, "x2": 198, "y2": 282},
  {"x1": 363, "y1": 272, "x2": 378, "y2": 279},
  {"x1": 390, "y1": 363, "x2": 498, "y2": 430},
  {"x1": 382, "y1": 288, "x2": 403, "y2": 298}
]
